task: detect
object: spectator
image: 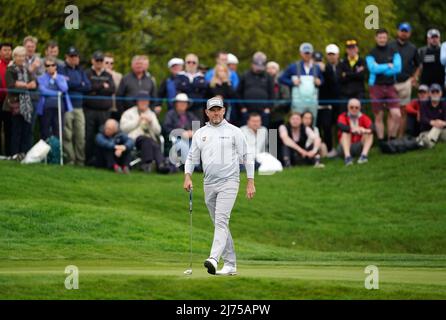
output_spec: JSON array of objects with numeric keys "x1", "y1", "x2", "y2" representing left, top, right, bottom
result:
[
  {"x1": 84, "y1": 51, "x2": 116, "y2": 166},
  {"x1": 405, "y1": 84, "x2": 429, "y2": 137},
  {"x1": 301, "y1": 111, "x2": 325, "y2": 167},
  {"x1": 205, "y1": 63, "x2": 238, "y2": 122},
  {"x1": 266, "y1": 61, "x2": 290, "y2": 129},
  {"x1": 238, "y1": 52, "x2": 274, "y2": 128},
  {"x1": 441, "y1": 41, "x2": 446, "y2": 89},
  {"x1": 279, "y1": 112, "x2": 323, "y2": 168},
  {"x1": 36, "y1": 57, "x2": 73, "y2": 140},
  {"x1": 0, "y1": 42, "x2": 13, "y2": 156},
  {"x1": 389, "y1": 23, "x2": 421, "y2": 138},
  {"x1": 227, "y1": 53, "x2": 239, "y2": 74},
  {"x1": 318, "y1": 44, "x2": 342, "y2": 158},
  {"x1": 339, "y1": 39, "x2": 366, "y2": 107},
  {"x1": 279, "y1": 42, "x2": 323, "y2": 123},
  {"x1": 95, "y1": 118, "x2": 134, "y2": 173},
  {"x1": 240, "y1": 112, "x2": 268, "y2": 169},
  {"x1": 23, "y1": 36, "x2": 42, "y2": 131},
  {"x1": 337, "y1": 98, "x2": 374, "y2": 165},
  {"x1": 175, "y1": 53, "x2": 207, "y2": 125},
  {"x1": 158, "y1": 57, "x2": 184, "y2": 110},
  {"x1": 163, "y1": 93, "x2": 199, "y2": 166},
  {"x1": 205, "y1": 51, "x2": 240, "y2": 89},
  {"x1": 4, "y1": 46, "x2": 37, "y2": 157},
  {"x1": 59, "y1": 46, "x2": 91, "y2": 165},
  {"x1": 416, "y1": 84, "x2": 446, "y2": 148},
  {"x1": 366, "y1": 28, "x2": 402, "y2": 145},
  {"x1": 419, "y1": 29, "x2": 445, "y2": 88},
  {"x1": 104, "y1": 53, "x2": 122, "y2": 120},
  {"x1": 116, "y1": 55, "x2": 160, "y2": 116},
  {"x1": 120, "y1": 95, "x2": 168, "y2": 173},
  {"x1": 38, "y1": 41, "x2": 65, "y2": 74}
]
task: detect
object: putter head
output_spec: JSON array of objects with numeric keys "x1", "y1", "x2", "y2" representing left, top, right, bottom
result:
[{"x1": 184, "y1": 269, "x2": 193, "y2": 275}]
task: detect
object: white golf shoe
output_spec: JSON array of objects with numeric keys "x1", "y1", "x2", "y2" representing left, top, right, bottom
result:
[
  {"x1": 216, "y1": 265, "x2": 237, "y2": 276},
  {"x1": 204, "y1": 258, "x2": 218, "y2": 275}
]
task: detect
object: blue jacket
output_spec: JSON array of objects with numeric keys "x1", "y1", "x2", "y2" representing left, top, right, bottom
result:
[
  {"x1": 366, "y1": 48, "x2": 402, "y2": 86},
  {"x1": 205, "y1": 69, "x2": 239, "y2": 89},
  {"x1": 279, "y1": 61, "x2": 324, "y2": 88},
  {"x1": 58, "y1": 64, "x2": 91, "y2": 108},
  {"x1": 95, "y1": 130, "x2": 134, "y2": 151},
  {"x1": 36, "y1": 73, "x2": 73, "y2": 116}
]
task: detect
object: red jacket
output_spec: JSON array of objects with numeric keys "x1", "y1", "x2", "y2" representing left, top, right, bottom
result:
[
  {"x1": 405, "y1": 99, "x2": 421, "y2": 116},
  {"x1": 337, "y1": 112, "x2": 372, "y2": 144},
  {"x1": 0, "y1": 58, "x2": 9, "y2": 102}
]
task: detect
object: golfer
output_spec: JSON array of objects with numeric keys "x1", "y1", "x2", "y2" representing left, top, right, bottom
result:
[{"x1": 184, "y1": 96, "x2": 256, "y2": 276}]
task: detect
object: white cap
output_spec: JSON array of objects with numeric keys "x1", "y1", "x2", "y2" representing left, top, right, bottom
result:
[
  {"x1": 174, "y1": 93, "x2": 189, "y2": 103},
  {"x1": 227, "y1": 53, "x2": 239, "y2": 65},
  {"x1": 326, "y1": 44, "x2": 340, "y2": 55},
  {"x1": 167, "y1": 57, "x2": 184, "y2": 68},
  {"x1": 206, "y1": 97, "x2": 224, "y2": 109}
]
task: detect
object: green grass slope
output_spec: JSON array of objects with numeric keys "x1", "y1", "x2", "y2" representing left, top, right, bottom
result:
[{"x1": 0, "y1": 145, "x2": 445, "y2": 299}]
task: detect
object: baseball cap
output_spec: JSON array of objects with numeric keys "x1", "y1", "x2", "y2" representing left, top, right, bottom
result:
[
  {"x1": 252, "y1": 51, "x2": 267, "y2": 70},
  {"x1": 299, "y1": 42, "x2": 314, "y2": 54},
  {"x1": 66, "y1": 46, "x2": 79, "y2": 56},
  {"x1": 167, "y1": 57, "x2": 184, "y2": 68},
  {"x1": 418, "y1": 84, "x2": 429, "y2": 92},
  {"x1": 206, "y1": 97, "x2": 224, "y2": 110},
  {"x1": 92, "y1": 51, "x2": 104, "y2": 61},
  {"x1": 227, "y1": 53, "x2": 239, "y2": 65},
  {"x1": 326, "y1": 44, "x2": 340, "y2": 55},
  {"x1": 398, "y1": 22, "x2": 412, "y2": 32},
  {"x1": 429, "y1": 83, "x2": 443, "y2": 92},
  {"x1": 174, "y1": 93, "x2": 189, "y2": 103},
  {"x1": 427, "y1": 29, "x2": 440, "y2": 38},
  {"x1": 345, "y1": 39, "x2": 358, "y2": 48},
  {"x1": 313, "y1": 51, "x2": 323, "y2": 62},
  {"x1": 135, "y1": 92, "x2": 150, "y2": 101}
]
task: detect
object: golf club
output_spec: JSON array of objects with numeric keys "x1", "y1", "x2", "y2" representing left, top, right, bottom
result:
[{"x1": 183, "y1": 189, "x2": 193, "y2": 275}]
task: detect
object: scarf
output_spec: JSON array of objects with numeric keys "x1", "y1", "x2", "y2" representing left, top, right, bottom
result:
[{"x1": 13, "y1": 63, "x2": 33, "y2": 123}]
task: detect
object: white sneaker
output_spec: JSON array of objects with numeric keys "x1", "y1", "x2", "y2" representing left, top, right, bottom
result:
[
  {"x1": 204, "y1": 258, "x2": 218, "y2": 275},
  {"x1": 216, "y1": 265, "x2": 237, "y2": 276}
]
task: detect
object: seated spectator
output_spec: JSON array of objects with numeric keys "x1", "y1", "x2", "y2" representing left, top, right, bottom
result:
[
  {"x1": 163, "y1": 93, "x2": 199, "y2": 166},
  {"x1": 240, "y1": 113, "x2": 268, "y2": 169},
  {"x1": 416, "y1": 84, "x2": 446, "y2": 148},
  {"x1": 4, "y1": 46, "x2": 37, "y2": 158},
  {"x1": 266, "y1": 61, "x2": 290, "y2": 129},
  {"x1": 301, "y1": 111, "x2": 325, "y2": 167},
  {"x1": 279, "y1": 112, "x2": 324, "y2": 168},
  {"x1": 158, "y1": 57, "x2": 184, "y2": 110},
  {"x1": 95, "y1": 119, "x2": 134, "y2": 173},
  {"x1": 337, "y1": 98, "x2": 374, "y2": 166},
  {"x1": 405, "y1": 84, "x2": 429, "y2": 137},
  {"x1": 238, "y1": 52, "x2": 274, "y2": 128},
  {"x1": 36, "y1": 57, "x2": 73, "y2": 140},
  {"x1": 120, "y1": 95, "x2": 168, "y2": 173},
  {"x1": 175, "y1": 54, "x2": 207, "y2": 124}
]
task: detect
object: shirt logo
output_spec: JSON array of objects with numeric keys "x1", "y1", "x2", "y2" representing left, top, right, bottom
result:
[{"x1": 202, "y1": 136, "x2": 207, "y2": 142}]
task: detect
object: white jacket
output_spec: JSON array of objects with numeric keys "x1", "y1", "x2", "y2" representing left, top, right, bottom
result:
[{"x1": 120, "y1": 106, "x2": 161, "y2": 141}]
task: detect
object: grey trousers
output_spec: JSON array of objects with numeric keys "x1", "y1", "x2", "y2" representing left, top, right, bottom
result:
[{"x1": 204, "y1": 179, "x2": 239, "y2": 268}]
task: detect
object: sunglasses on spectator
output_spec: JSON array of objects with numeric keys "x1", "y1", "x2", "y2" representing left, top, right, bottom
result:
[
  {"x1": 349, "y1": 105, "x2": 360, "y2": 109},
  {"x1": 95, "y1": 59, "x2": 104, "y2": 62},
  {"x1": 431, "y1": 90, "x2": 441, "y2": 94},
  {"x1": 45, "y1": 64, "x2": 56, "y2": 67},
  {"x1": 186, "y1": 61, "x2": 197, "y2": 64}
]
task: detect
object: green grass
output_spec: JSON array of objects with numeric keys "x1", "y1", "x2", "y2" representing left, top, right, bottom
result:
[{"x1": 0, "y1": 145, "x2": 445, "y2": 299}]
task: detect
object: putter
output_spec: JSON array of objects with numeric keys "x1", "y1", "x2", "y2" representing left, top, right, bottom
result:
[{"x1": 183, "y1": 189, "x2": 193, "y2": 275}]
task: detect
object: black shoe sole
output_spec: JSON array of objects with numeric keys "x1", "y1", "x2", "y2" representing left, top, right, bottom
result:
[{"x1": 204, "y1": 260, "x2": 216, "y2": 275}]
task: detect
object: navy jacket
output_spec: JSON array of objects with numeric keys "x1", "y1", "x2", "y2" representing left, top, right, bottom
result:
[{"x1": 59, "y1": 63, "x2": 91, "y2": 108}]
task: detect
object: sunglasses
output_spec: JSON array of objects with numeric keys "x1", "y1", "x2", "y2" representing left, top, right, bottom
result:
[
  {"x1": 45, "y1": 64, "x2": 56, "y2": 67},
  {"x1": 186, "y1": 61, "x2": 197, "y2": 65},
  {"x1": 349, "y1": 105, "x2": 360, "y2": 109},
  {"x1": 431, "y1": 90, "x2": 441, "y2": 94},
  {"x1": 95, "y1": 59, "x2": 104, "y2": 62}
]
